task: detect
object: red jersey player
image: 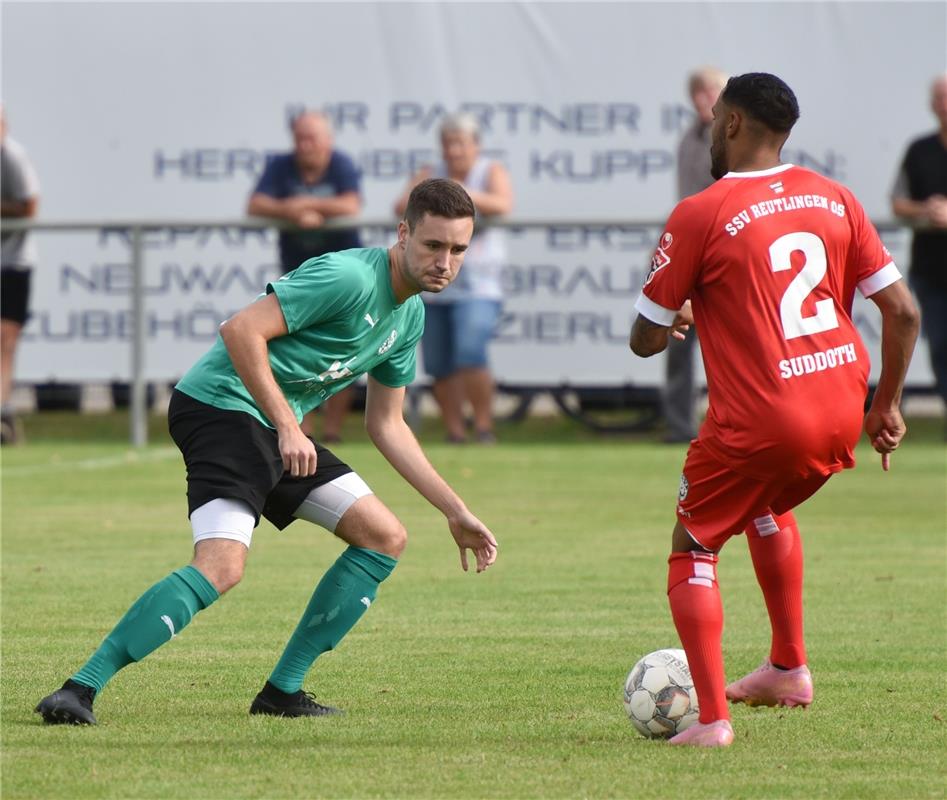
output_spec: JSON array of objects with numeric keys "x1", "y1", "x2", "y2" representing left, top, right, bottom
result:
[{"x1": 630, "y1": 73, "x2": 919, "y2": 748}]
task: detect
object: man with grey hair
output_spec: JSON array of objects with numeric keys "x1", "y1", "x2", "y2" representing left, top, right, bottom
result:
[
  {"x1": 662, "y1": 67, "x2": 728, "y2": 444},
  {"x1": 248, "y1": 109, "x2": 363, "y2": 442},
  {"x1": 891, "y1": 73, "x2": 947, "y2": 411}
]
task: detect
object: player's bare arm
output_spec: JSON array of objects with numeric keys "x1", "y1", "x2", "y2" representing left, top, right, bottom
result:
[
  {"x1": 364, "y1": 376, "x2": 498, "y2": 572},
  {"x1": 863, "y1": 279, "x2": 920, "y2": 469},
  {"x1": 629, "y1": 302, "x2": 693, "y2": 357},
  {"x1": 219, "y1": 293, "x2": 317, "y2": 477}
]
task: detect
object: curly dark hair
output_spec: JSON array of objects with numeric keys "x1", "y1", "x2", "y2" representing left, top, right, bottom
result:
[
  {"x1": 721, "y1": 73, "x2": 800, "y2": 134},
  {"x1": 403, "y1": 178, "x2": 476, "y2": 230}
]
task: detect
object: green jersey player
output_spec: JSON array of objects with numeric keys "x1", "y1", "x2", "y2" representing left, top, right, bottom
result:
[{"x1": 36, "y1": 178, "x2": 499, "y2": 723}]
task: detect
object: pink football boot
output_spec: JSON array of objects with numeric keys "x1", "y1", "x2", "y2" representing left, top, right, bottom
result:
[
  {"x1": 668, "y1": 719, "x2": 734, "y2": 748},
  {"x1": 726, "y1": 660, "x2": 813, "y2": 708}
]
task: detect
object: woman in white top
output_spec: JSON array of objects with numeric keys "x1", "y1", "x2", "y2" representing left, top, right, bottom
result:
[{"x1": 393, "y1": 113, "x2": 514, "y2": 443}]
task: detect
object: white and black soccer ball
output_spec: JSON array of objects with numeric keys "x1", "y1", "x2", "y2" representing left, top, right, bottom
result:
[{"x1": 623, "y1": 648, "x2": 699, "y2": 739}]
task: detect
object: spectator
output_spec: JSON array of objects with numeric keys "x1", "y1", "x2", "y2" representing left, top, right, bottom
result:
[
  {"x1": 248, "y1": 110, "x2": 362, "y2": 442},
  {"x1": 1, "y1": 105, "x2": 40, "y2": 446},
  {"x1": 891, "y1": 72, "x2": 947, "y2": 410},
  {"x1": 663, "y1": 66, "x2": 728, "y2": 443},
  {"x1": 394, "y1": 113, "x2": 513, "y2": 444}
]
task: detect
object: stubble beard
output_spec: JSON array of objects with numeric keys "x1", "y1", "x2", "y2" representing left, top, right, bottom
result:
[
  {"x1": 421, "y1": 273, "x2": 452, "y2": 293},
  {"x1": 710, "y1": 146, "x2": 726, "y2": 180}
]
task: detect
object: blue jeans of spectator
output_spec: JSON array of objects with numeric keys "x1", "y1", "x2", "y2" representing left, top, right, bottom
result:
[
  {"x1": 422, "y1": 299, "x2": 502, "y2": 379},
  {"x1": 910, "y1": 270, "x2": 947, "y2": 406}
]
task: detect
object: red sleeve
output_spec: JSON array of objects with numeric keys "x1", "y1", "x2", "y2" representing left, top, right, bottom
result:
[
  {"x1": 636, "y1": 197, "x2": 711, "y2": 325},
  {"x1": 844, "y1": 189, "x2": 900, "y2": 296}
]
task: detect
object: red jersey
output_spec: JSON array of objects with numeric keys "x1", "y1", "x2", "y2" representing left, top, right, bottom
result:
[{"x1": 637, "y1": 164, "x2": 900, "y2": 480}]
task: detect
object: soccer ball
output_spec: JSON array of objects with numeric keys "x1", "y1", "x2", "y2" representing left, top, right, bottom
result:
[{"x1": 622, "y1": 648, "x2": 699, "y2": 739}]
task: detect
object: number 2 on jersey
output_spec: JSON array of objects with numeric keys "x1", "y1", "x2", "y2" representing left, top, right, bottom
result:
[{"x1": 769, "y1": 231, "x2": 839, "y2": 340}]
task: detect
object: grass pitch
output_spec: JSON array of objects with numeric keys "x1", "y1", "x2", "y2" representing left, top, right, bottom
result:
[{"x1": 2, "y1": 412, "x2": 945, "y2": 799}]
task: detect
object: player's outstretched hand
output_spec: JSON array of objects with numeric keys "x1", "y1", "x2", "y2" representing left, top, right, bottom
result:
[
  {"x1": 448, "y1": 510, "x2": 498, "y2": 573},
  {"x1": 278, "y1": 426, "x2": 318, "y2": 477},
  {"x1": 864, "y1": 404, "x2": 906, "y2": 472},
  {"x1": 670, "y1": 300, "x2": 694, "y2": 341}
]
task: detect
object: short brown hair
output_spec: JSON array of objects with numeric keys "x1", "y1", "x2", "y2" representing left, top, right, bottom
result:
[{"x1": 403, "y1": 178, "x2": 476, "y2": 231}]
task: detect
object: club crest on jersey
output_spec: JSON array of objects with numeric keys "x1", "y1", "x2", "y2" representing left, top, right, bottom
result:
[
  {"x1": 769, "y1": 181, "x2": 785, "y2": 194},
  {"x1": 645, "y1": 231, "x2": 673, "y2": 285},
  {"x1": 678, "y1": 473, "x2": 689, "y2": 502},
  {"x1": 378, "y1": 329, "x2": 398, "y2": 355}
]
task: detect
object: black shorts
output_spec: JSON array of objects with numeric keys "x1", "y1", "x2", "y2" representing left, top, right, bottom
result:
[
  {"x1": 1, "y1": 268, "x2": 31, "y2": 324},
  {"x1": 168, "y1": 389, "x2": 353, "y2": 530}
]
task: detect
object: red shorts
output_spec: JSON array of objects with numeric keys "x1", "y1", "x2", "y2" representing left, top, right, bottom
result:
[{"x1": 675, "y1": 439, "x2": 831, "y2": 551}]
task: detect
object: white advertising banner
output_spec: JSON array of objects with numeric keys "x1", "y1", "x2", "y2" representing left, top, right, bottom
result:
[{"x1": 3, "y1": 1, "x2": 941, "y2": 386}]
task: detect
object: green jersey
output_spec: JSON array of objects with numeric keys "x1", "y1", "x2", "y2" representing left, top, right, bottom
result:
[{"x1": 176, "y1": 247, "x2": 425, "y2": 427}]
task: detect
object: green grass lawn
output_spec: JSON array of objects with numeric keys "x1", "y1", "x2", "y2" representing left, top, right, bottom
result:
[{"x1": 2, "y1": 413, "x2": 945, "y2": 799}]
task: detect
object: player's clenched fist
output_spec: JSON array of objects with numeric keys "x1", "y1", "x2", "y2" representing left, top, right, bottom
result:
[{"x1": 279, "y1": 427, "x2": 318, "y2": 477}]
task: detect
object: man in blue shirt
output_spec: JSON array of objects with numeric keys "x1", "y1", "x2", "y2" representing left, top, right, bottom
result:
[{"x1": 248, "y1": 110, "x2": 363, "y2": 441}]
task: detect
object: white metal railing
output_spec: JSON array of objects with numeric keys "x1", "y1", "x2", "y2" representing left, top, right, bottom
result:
[{"x1": 0, "y1": 215, "x2": 921, "y2": 445}]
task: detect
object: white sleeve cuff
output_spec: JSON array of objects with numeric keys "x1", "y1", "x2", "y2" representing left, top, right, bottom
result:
[
  {"x1": 858, "y1": 261, "x2": 901, "y2": 297},
  {"x1": 634, "y1": 293, "x2": 678, "y2": 326}
]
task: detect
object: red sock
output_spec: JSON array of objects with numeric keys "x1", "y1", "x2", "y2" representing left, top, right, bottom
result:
[
  {"x1": 667, "y1": 551, "x2": 729, "y2": 723},
  {"x1": 745, "y1": 510, "x2": 806, "y2": 668}
]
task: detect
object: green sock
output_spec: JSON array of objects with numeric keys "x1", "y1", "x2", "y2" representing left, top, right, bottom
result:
[
  {"x1": 268, "y1": 546, "x2": 397, "y2": 694},
  {"x1": 72, "y1": 565, "x2": 219, "y2": 693}
]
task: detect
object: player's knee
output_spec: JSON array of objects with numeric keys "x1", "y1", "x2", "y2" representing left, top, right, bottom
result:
[
  {"x1": 371, "y1": 520, "x2": 407, "y2": 559},
  {"x1": 209, "y1": 562, "x2": 245, "y2": 594},
  {"x1": 351, "y1": 515, "x2": 407, "y2": 558},
  {"x1": 667, "y1": 550, "x2": 718, "y2": 594},
  {"x1": 190, "y1": 498, "x2": 255, "y2": 581},
  {"x1": 192, "y1": 552, "x2": 245, "y2": 594},
  {"x1": 332, "y1": 493, "x2": 407, "y2": 558}
]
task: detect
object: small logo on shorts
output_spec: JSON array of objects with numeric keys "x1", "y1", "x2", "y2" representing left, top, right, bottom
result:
[{"x1": 678, "y1": 474, "x2": 689, "y2": 502}]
